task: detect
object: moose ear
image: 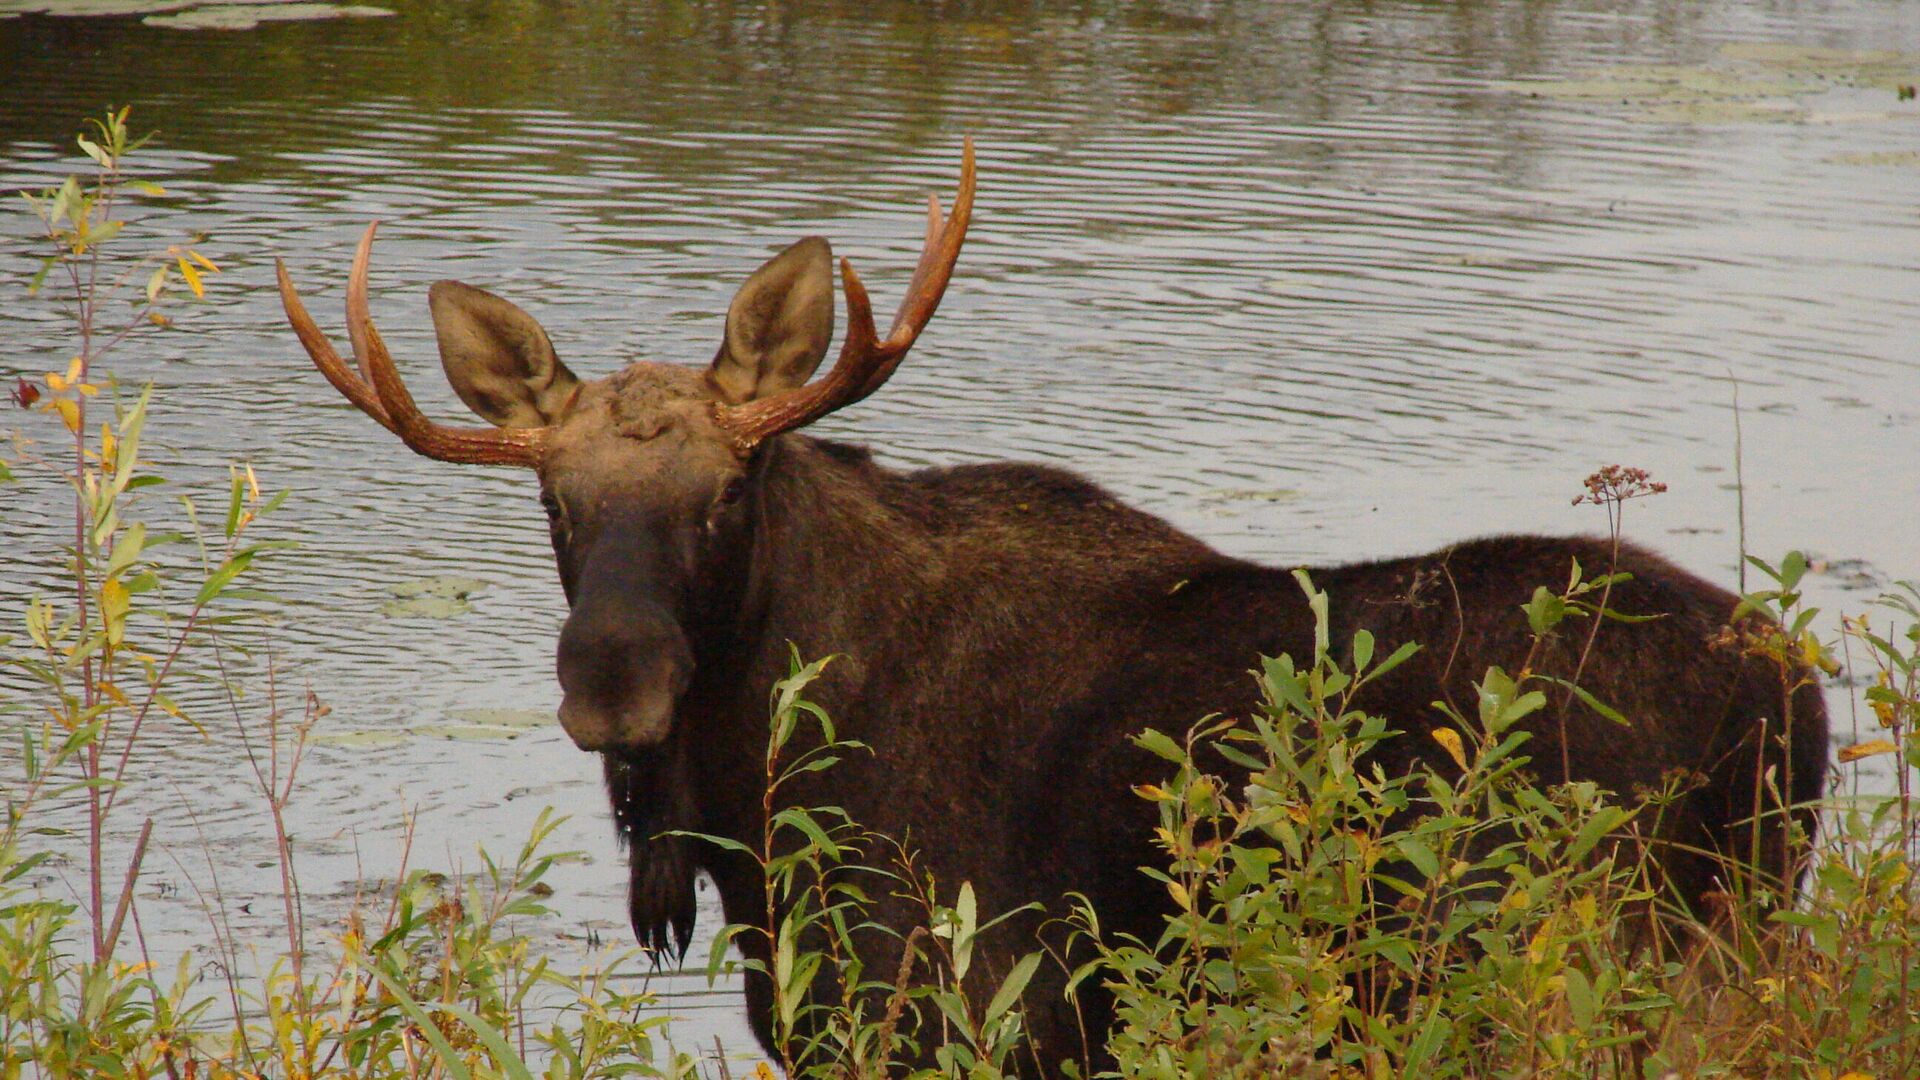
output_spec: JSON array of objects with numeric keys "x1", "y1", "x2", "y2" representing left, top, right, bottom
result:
[
  {"x1": 707, "y1": 236, "x2": 835, "y2": 404},
  {"x1": 428, "y1": 281, "x2": 581, "y2": 428}
]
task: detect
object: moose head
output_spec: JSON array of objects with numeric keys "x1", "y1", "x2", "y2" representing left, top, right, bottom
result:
[{"x1": 278, "y1": 141, "x2": 974, "y2": 755}]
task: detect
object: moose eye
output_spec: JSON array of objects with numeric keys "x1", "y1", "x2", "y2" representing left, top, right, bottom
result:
[
  {"x1": 717, "y1": 477, "x2": 749, "y2": 506},
  {"x1": 540, "y1": 492, "x2": 564, "y2": 525}
]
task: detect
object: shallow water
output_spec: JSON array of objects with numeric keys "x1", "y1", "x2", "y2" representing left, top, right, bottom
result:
[{"x1": 2, "y1": 0, "x2": 1918, "y2": 1063}]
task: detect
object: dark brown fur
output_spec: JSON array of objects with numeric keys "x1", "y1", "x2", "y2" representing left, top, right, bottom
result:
[
  {"x1": 615, "y1": 436, "x2": 1828, "y2": 1073},
  {"x1": 286, "y1": 211, "x2": 1828, "y2": 1075}
]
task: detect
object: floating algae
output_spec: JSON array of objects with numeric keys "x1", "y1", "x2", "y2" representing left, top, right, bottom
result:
[
  {"x1": 1491, "y1": 41, "x2": 1920, "y2": 125},
  {"x1": 379, "y1": 575, "x2": 486, "y2": 618},
  {"x1": 1827, "y1": 149, "x2": 1920, "y2": 166}
]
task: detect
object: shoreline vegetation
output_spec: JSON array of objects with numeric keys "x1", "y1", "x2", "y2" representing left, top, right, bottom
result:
[{"x1": 5, "y1": 111, "x2": 1918, "y2": 1078}]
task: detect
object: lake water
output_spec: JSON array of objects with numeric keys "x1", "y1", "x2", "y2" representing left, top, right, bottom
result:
[{"x1": 2, "y1": 0, "x2": 1917, "y2": 1065}]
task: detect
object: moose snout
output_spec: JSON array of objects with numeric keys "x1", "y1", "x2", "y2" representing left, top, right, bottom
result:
[{"x1": 555, "y1": 606, "x2": 694, "y2": 752}]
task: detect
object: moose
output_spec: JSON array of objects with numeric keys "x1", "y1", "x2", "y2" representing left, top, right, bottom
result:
[{"x1": 278, "y1": 141, "x2": 1828, "y2": 1073}]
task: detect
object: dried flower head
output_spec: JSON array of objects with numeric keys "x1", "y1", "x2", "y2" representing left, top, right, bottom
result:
[{"x1": 1573, "y1": 464, "x2": 1668, "y2": 506}]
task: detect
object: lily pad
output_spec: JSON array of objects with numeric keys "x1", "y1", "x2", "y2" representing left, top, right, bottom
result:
[
  {"x1": 444, "y1": 707, "x2": 550, "y2": 729},
  {"x1": 410, "y1": 723, "x2": 527, "y2": 741},
  {"x1": 0, "y1": 0, "x2": 391, "y2": 19},
  {"x1": 0, "y1": 0, "x2": 193, "y2": 13},
  {"x1": 380, "y1": 595, "x2": 471, "y2": 618},
  {"x1": 389, "y1": 575, "x2": 487, "y2": 598},
  {"x1": 380, "y1": 575, "x2": 485, "y2": 617},
  {"x1": 1197, "y1": 488, "x2": 1303, "y2": 505},
  {"x1": 145, "y1": 2, "x2": 392, "y2": 29},
  {"x1": 308, "y1": 729, "x2": 410, "y2": 749},
  {"x1": 1637, "y1": 100, "x2": 1805, "y2": 124}
]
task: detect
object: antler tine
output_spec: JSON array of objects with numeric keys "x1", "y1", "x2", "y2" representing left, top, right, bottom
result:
[
  {"x1": 889, "y1": 142, "x2": 974, "y2": 342},
  {"x1": 344, "y1": 223, "x2": 549, "y2": 468},
  {"x1": 714, "y1": 137, "x2": 976, "y2": 450},
  {"x1": 280, "y1": 222, "x2": 547, "y2": 468},
  {"x1": 276, "y1": 257, "x2": 397, "y2": 433}
]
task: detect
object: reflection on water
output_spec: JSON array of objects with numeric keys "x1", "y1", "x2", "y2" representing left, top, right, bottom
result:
[{"x1": 2, "y1": 0, "x2": 1918, "y2": 1054}]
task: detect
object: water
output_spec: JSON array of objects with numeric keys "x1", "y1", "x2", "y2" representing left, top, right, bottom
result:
[{"x1": 2, "y1": 0, "x2": 1917, "y2": 1063}]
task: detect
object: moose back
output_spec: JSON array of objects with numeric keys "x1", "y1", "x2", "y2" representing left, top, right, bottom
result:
[{"x1": 278, "y1": 141, "x2": 1828, "y2": 1072}]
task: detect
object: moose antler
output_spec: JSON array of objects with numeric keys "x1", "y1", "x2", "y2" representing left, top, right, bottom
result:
[
  {"x1": 715, "y1": 136, "x2": 976, "y2": 451},
  {"x1": 277, "y1": 225, "x2": 549, "y2": 468}
]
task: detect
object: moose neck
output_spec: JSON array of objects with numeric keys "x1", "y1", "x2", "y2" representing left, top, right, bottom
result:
[{"x1": 682, "y1": 433, "x2": 939, "y2": 765}]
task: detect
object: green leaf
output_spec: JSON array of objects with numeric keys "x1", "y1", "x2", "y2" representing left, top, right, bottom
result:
[
  {"x1": 28, "y1": 255, "x2": 55, "y2": 296},
  {"x1": 952, "y1": 881, "x2": 978, "y2": 982},
  {"x1": 1563, "y1": 966, "x2": 1596, "y2": 1029},
  {"x1": 1566, "y1": 805, "x2": 1632, "y2": 863},
  {"x1": 1525, "y1": 586, "x2": 1567, "y2": 636},
  {"x1": 703, "y1": 922, "x2": 751, "y2": 984},
  {"x1": 1292, "y1": 568, "x2": 1329, "y2": 660},
  {"x1": 1538, "y1": 676, "x2": 1631, "y2": 727},
  {"x1": 193, "y1": 549, "x2": 256, "y2": 605},
  {"x1": 224, "y1": 467, "x2": 244, "y2": 537},
  {"x1": 1363, "y1": 640, "x2": 1421, "y2": 685},
  {"x1": 105, "y1": 523, "x2": 146, "y2": 579},
  {"x1": 1779, "y1": 549, "x2": 1808, "y2": 591},
  {"x1": 1352, "y1": 628, "x2": 1375, "y2": 671},
  {"x1": 1134, "y1": 729, "x2": 1186, "y2": 764},
  {"x1": 770, "y1": 807, "x2": 841, "y2": 859},
  {"x1": 983, "y1": 951, "x2": 1042, "y2": 1026},
  {"x1": 662, "y1": 829, "x2": 756, "y2": 857},
  {"x1": 1395, "y1": 836, "x2": 1439, "y2": 879}
]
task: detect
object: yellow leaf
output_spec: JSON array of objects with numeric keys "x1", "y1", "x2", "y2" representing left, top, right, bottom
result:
[
  {"x1": 1431, "y1": 727, "x2": 1469, "y2": 771},
  {"x1": 178, "y1": 256, "x2": 203, "y2": 299},
  {"x1": 64, "y1": 355, "x2": 83, "y2": 385},
  {"x1": 752, "y1": 1064, "x2": 777, "y2": 1080},
  {"x1": 1836, "y1": 1072, "x2": 1874, "y2": 1080},
  {"x1": 76, "y1": 382, "x2": 98, "y2": 396},
  {"x1": 1168, "y1": 879, "x2": 1191, "y2": 911},
  {"x1": 147, "y1": 311, "x2": 172, "y2": 327},
  {"x1": 188, "y1": 248, "x2": 220, "y2": 273},
  {"x1": 1572, "y1": 892, "x2": 1598, "y2": 929},
  {"x1": 49, "y1": 397, "x2": 81, "y2": 434},
  {"x1": 101, "y1": 578, "x2": 131, "y2": 646},
  {"x1": 1839, "y1": 739, "x2": 1898, "y2": 763},
  {"x1": 100, "y1": 423, "x2": 116, "y2": 464},
  {"x1": 245, "y1": 463, "x2": 260, "y2": 501},
  {"x1": 1526, "y1": 918, "x2": 1556, "y2": 964}
]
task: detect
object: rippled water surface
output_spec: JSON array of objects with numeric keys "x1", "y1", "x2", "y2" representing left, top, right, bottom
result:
[{"x1": 3, "y1": 0, "x2": 1918, "y2": 1059}]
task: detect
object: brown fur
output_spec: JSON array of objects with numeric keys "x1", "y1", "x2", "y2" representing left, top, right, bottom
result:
[
  {"x1": 608, "y1": 436, "x2": 1828, "y2": 1073},
  {"x1": 310, "y1": 233, "x2": 1828, "y2": 1074}
]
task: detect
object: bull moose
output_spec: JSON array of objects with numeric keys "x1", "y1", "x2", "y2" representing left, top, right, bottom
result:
[{"x1": 277, "y1": 140, "x2": 1828, "y2": 1072}]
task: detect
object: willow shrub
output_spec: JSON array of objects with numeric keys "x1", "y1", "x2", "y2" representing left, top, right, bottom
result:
[
  {"x1": 1069, "y1": 564, "x2": 1919, "y2": 1079},
  {"x1": 2, "y1": 108, "x2": 689, "y2": 1080}
]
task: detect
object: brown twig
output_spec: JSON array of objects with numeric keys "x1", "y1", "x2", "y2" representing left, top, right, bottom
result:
[{"x1": 100, "y1": 816, "x2": 153, "y2": 964}]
